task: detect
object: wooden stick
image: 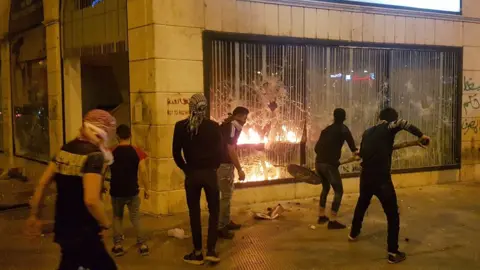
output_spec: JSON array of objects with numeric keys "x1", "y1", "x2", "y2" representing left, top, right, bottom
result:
[{"x1": 340, "y1": 139, "x2": 427, "y2": 165}]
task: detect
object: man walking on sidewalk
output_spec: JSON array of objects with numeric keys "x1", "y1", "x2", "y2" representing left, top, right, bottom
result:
[
  {"x1": 315, "y1": 108, "x2": 358, "y2": 229},
  {"x1": 109, "y1": 124, "x2": 150, "y2": 257},
  {"x1": 173, "y1": 94, "x2": 223, "y2": 265},
  {"x1": 217, "y1": 107, "x2": 249, "y2": 239},
  {"x1": 26, "y1": 109, "x2": 118, "y2": 270}
]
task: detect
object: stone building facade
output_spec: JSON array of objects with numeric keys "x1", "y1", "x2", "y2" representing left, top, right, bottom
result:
[{"x1": 1, "y1": 0, "x2": 480, "y2": 215}]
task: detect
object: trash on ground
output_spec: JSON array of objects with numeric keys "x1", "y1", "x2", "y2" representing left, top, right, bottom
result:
[
  {"x1": 310, "y1": 225, "x2": 316, "y2": 230},
  {"x1": 167, "y1": 228, "x2": 190, "y2": 239},
  {"x1": 254, "y1": 204, "x2": 285, "y2": 220}
]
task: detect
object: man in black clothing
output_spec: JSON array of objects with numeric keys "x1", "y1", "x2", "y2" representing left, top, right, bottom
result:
[
  {"x1": 26, "y1": 109, "x2": 117, "y2": 270},
  {"x1": 172, "y1": 93, "x2": 222, "y2": 265},
  {"x1": 315, "y1": 108, "x2": 358, "y2": 229},
  {"x1": 349, "y1": 107, "x2": 430, "y2": 264},
  {"x1": 217, "y1": 106, "x2": 249, "y2": 239}
]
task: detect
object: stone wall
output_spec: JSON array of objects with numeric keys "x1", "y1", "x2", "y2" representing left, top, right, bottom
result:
[
  {"x1": 124, "y1": 0, "x2": 480, "y2": 214},
  {"x1": 1, "y1": 0, "x2": 480, "y2": 215}
]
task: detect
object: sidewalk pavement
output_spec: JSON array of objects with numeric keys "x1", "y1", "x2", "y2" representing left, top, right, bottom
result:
[{"x1": 1, "y1": 182, "x2": 480, "y2": 269}]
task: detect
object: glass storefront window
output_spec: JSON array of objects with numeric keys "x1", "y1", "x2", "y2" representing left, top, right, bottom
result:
[
  {"x1": 208, "y1": 38, "x2": 460, "y2": 182},
  {"x1": 10, "y1": 27, "x2": 49, "y2": 161}
]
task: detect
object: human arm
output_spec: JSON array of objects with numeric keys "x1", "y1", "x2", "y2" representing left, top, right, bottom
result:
[
  {"x1": 138, "y1": 158, "x2": 149, "y2": 199},
  {"x1": 82, "y1": 153, "x2": 110, "y2": 229},
  {"x1": 225, "y1": 123, "x2": 245, "y2": 180},
  {"x1": 172, "y1": 122, "x2": 187, "y2": 172},
  {"x1": 29, "y1": 162, "x2": 56, "y2": 218},
  {"x1": 388, "y1": 119, "x2": 424, "y2": 137},
  {"x1": 343, "y1": 126, "x2": 359, "y2": 154}
]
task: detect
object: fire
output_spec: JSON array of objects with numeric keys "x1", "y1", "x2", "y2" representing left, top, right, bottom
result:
[
  {"x1": 237, "y1": 125, "x2": 300, "y2": 145},
  {"x1": 234, "y1": 160, "x2": 281, "y2": 182},
  {"x1": 236, "y1": 125, "x2": 300, "y2": 182}
]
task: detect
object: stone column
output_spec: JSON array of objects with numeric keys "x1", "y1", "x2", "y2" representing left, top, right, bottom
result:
[
  {"x1": 1, "y1": 41, "x2": 14, "y2": 165},
  {"x1": 127, "y1": 0, "x2": 205, "y2": 214},
  {"x1": 44, "y1": 0, "x2": 64, "y2": 155},
  {"x1": 63, "y1": 58, "x2": 83, "y2": 142}
]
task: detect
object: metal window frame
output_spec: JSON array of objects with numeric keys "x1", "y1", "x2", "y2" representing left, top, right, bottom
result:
[{"x1": 203, "y1": 31, "x2": 462, "y2": 189}]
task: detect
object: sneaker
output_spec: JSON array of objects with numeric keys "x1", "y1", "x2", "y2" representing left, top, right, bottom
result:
[
  {"x1": 226, "y1": 221, "x2": 242, "y2": 230},
  {"x1": 317, "y1": 216, "x2": 329, "y2": 224},
  {"x1": 139, "y1": 244, "x2": 149, "y2": 256},
  {"x1": 328, "y1": 220, "x2": 347, "y2": 230},
  {"x1": 111, "y1": 244, "x2": 125, "y2": 257},
  {"x1": 183, "y1": 251, "x2": 204, "y2": 265},
  {"x1": 348, "y1": 229, "x2": 360, "y2": 241},
  {"x1": 218, "y1": 227, "x2": 235, "y2": 239},
  {"x1": 388, "y1": 251, "x2": 407, "y2": 264},
  {"x1": 205, "y1": 250, "x2": 221, "y2": 263}
]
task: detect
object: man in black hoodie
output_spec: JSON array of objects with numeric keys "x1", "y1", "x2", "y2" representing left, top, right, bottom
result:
[
  {"x1": 172, "y1": 94, "x2": 222, "y2": 265},
  {"x1": 315, "y1": 108, "x2": 358, "y2": 229},
  {"x1": 349, "y1": 107, "x2": 430, "y2": 264}
]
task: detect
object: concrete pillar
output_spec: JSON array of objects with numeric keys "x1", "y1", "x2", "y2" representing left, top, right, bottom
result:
[
  {"x1": 43, "y1": 0, "x2": 63, "y2": 154},
  {"x1": 63, "y1": 58, "x2": 82, "y2": 142},
  {"x1": 1, "y1": 41, "x2": 14, "y2": 164},
  {"x1": 127, "y1": 0, "x2": 205, "y2": 214}
]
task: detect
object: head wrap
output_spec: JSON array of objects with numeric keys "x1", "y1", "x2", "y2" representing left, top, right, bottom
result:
[
  {"x1": 79, "y1": 109, "x2": 117, "y2": 165},
  {"x1": 187, "y1": 94, "x2": 208, "y2": 136}
]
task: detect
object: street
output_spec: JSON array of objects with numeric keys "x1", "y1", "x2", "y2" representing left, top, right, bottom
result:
[{"x1": 1, "y1": 182, "x2": 480, "y2": 270}]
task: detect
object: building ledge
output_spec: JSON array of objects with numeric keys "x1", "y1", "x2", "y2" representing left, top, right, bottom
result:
[{"x1": 245, "y1": 0, "x2": 480, "y2": 24}]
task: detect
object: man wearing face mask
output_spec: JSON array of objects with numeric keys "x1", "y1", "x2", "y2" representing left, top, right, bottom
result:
[
  {"x1": 26, "y1": 109, "x2": 117, "y2": 270},
  {"x1": 173, "y1": 94, "x2": 223, "y2": 265},
  {"x1": 217, "y1": 106, "x2": 249, "y2": 239}
]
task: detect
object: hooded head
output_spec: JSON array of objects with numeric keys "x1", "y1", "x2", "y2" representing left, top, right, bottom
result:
[
  {"x1": 79, "y1": 109, "x2": 117, "y2": 164},
  {"x1": 187, "y1": 94, "x2": 208, "y2": 136},
  {"x1": 333, "y1": 108, "x2": 346, "y2": 124}
]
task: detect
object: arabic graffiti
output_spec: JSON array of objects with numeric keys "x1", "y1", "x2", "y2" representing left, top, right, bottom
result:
[
  {"x1": 464, "y1": 77, "x2": 480, "y2": 92},
  {"x1": 463, "y1": 94, "x2": 480, "y2": 115},
  {"x1": 462, "y1": 119, "x2": 479, "y2": 135}
]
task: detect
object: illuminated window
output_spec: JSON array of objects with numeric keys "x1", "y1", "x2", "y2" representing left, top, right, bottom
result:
[{"x1": 207, "y1": 37, "x2": 460, "y2": 182}]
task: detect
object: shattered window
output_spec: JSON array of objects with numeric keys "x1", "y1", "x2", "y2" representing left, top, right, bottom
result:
[
  {"x1": 208, "y1": 39, "x2": 460, "y2": 181},
  {"x1": 10, "y1": 26, "x2": 50, "y2": 161}
]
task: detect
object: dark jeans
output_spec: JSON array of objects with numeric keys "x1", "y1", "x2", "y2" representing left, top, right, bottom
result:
[
  {"x1": 57, "y1": 236, "x2": 117, "y2": 270},
  {"x1": 185, "y1": 168, "x2": 220, "y2": 252},
  {"x1": 316, "y1": 163, "x2": 343, "y2": 212},
  {"x1": 350, "y1": 172, "x2": 400, "y2": 253}
]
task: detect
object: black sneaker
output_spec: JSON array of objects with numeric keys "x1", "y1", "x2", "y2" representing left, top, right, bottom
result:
[
  {"x1": 205, "y1": 250, "x2": 221, "y2": 263},
  {"x1": 111, "y1": 245, "x2": 125, "y2": 257},
  {"x1": 317, "y1": 216, "x2": 329, "y2": 224},
  {"x1": 218, "y1": 227, "x2": 235, "y2": 239},
  {"x1": 226, "y1": 221, "x2": 242, "y2": 230},
  {"x1": 328, "y1": 220, "x2": 347, "y2": 230},
  {"x1": 388, "y1": 251, "x2": 406, "y2": 264},
  {"x1": 183, "y1": 251, "x2": 204, "y2": 265},
  {"x1": 139, "y1": 244, "x2": 149, "y2": 256}
]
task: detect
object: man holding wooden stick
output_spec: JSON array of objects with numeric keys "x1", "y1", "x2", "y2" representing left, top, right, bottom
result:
[{"x1": 348, "y1": 107, "x2": 430, "y2": 264}]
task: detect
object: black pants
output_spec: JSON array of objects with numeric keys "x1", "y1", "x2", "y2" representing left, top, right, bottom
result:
[
  {"x1": 316, "y1": 163, "x2": 343, "y2": 212},
  {"x1": 350, "y1": 172, "x2": 400, "y2": 253},
  {"x1": 57, "y1": 236, "x2": 117, "y2": 270},
  {"x1": 185, "y1": 168, "x2": 220, "y2": 252}
]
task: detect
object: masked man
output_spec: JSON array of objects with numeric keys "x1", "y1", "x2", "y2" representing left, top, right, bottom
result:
[
  {"x1": 26, "y1": 109, "x2": 118, "y2": 270},
  {"x1": 217, "y1": 107, "x2": 249, "y2": 239},
  {"x1": 173, "y1": 94, "x2": 223, "y2": 265}
]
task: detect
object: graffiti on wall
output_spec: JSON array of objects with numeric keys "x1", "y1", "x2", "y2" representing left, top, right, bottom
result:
[
  {"x1": 166, "y1": 97, "x2": 189, "y2": 116},
  {"x1": 463, "y1": 77, "x2": 480, "y2": 117}
]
